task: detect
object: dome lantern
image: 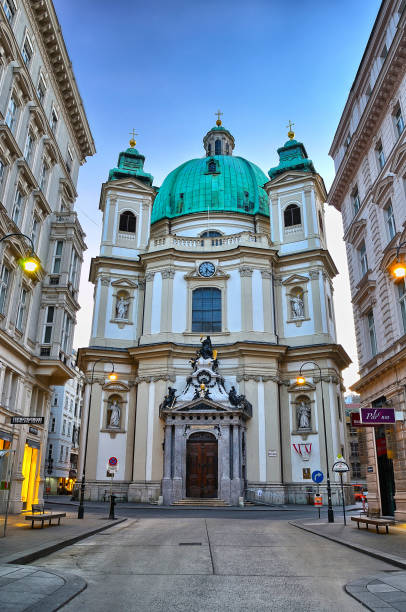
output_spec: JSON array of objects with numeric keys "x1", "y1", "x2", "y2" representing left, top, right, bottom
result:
[{"x1": 203, "y1": 111, "x2": 235, "y2": 157}]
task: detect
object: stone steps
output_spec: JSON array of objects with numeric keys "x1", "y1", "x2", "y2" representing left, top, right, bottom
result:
[{"x1": 171, "y1": 498, "x2": 231, "y2": 507}]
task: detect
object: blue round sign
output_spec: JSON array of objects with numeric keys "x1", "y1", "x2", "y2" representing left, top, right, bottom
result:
[{"x1": 312, "y1": 470, "x2": 324, "y2": 484}]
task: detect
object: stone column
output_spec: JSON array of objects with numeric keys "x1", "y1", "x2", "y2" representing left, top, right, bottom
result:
[
  {"x1": 162, "y1": 424, "x2": 173, "y2": 504},
  {"x1": 0, "y1": 361, "x2": 6, "y2": 400},
  {"x1": 173, "y1": 425, "x2": 184, "y2": 501},
  {"x1": 261, "y1": 270, "x2": 274, "y2": 334},
  {"x1": 219, "y1": 426, "x2": 231, "y2": 503},
  {"x1": 240, "y1": 266, "x2": 253, "y2": 331},
  {"x1": 310, "y1": 270, "x2": 323, "y2": 334},
  {"x1": 230, "y1": 424, "x2": 242, "y2": 503},
  {"x1": 160, "y1": 269, "x2": 175, "y2": 332},
  {"x1": 143, "y1": 272, "x2": 155, "y2": 334}
]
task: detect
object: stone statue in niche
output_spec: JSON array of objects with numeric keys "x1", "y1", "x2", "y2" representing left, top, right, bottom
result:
[
  {"x1": 108, "y1": 399, "x2": 121, "y2": 428},
  {"x1": 116, "y1": 296, "x2": 129, "y2": 320},
  {"x1": 297, "y1": 401, "x2": 311, "y2": 429},
  {"x1": 290, "y1": 295, "x2": 304, "y2": 319}
]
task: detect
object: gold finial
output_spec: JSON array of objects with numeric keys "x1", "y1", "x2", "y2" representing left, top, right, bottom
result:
[
  {"x1": 215, "y1": 109, "x2": 223, "y2": 126},
  {"x1": 129, "y1": 128, "x2": 138, "y2": 148},
  {"x1": 286, "y1": 120, "x2": 295, "y2": 140}
]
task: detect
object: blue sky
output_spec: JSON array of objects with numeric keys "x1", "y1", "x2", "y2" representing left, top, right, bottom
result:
[{"x1": 54, "y1": 0, "x2": 381, "y2": 388}]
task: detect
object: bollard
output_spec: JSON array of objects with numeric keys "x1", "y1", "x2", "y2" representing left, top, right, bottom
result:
[{"x1": 109, "y1": 494, "x2": 116, "y2": 520}]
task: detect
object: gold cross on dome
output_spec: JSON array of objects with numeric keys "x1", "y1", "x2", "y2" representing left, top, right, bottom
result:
[
  {"x1": 286, "y1": 120, "x2": 295, "y2": 139},
  {"x1": 215, "y1": 109, "x2": 223, "y2": 126},
  {"x1": 129, "y1": 128, "x2": 138, "y2": 147}
]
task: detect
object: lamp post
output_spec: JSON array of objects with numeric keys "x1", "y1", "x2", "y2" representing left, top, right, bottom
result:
[
  {"x1": 77, "y1": 359, "x2": 117, "y2": 519},
  {"x1": 0, "y1": 233, "x2": 40, "y2": 273},
  {"x1": 297, "y1": 361, "x2": 334, "y2": 523}
]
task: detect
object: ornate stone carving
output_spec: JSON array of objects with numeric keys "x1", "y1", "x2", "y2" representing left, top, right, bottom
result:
[
  {"x1": 260, "y1": 270, "x2": 273, "y2": 279},
  {"x1": 145, "y1": 272, "x2": 155, "y2": 282},
  {"x1": 309, "y1": 270, "x2": 319, "y2": 280},
  {"x1": 239, "y1": 266, "x2": 253, "y2": 277},
  {"x1": 100, "y1": 276, "x2": 110, "y2": 286},
  {"x1": 297, "y1": 400, "x2": 311, "y2": 430},
  {"x1": 162, "y1": 268, "x2": 175, "y2": 279}
]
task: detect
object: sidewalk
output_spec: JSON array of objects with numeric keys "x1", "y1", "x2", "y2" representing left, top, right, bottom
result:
[
  {"x1": 292, "y1": 515, "x2": 406, "y2": 611},
  {"x1": 0, "y1": 510, "x2": 127, "y2": 611}
]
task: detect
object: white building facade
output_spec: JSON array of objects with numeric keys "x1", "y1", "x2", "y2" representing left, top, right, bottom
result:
[
  {"x1": 0, "y1": 0, "x2": 94, "y2": 513},
  {"x1": 328, "y1": 0, "x2": 406, "y2": 519}
]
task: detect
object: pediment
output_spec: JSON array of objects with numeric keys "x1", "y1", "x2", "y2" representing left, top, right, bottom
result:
[
  {"x1": 282, "y1": 274, "x2": 309, "y2": 286},
  {"x1": 390, "y1": 143, "x2": 406, "y2": 175},
  {"x1": 346, "y1": 219, "x2": 367, "y2": 245},
  {"x1": 111, "y1": 278, "x2": 138, "y2": 289},
  {"x1": 102, "y1": 381, "x2": 130, "y2": 392},
  {"x1": 288, "y1": 381, "x2": 316, "y2": 393},
  {"x1": 371, "y1": 175, "x2": 394, "y2": 205},
  {"x1": 105, "y1": 176, "x2": 155, "y2": 195},
  {"x1": 171, "y1": 398, "x2": 232, "y2": 413},
  {"x1": 267, "y1": 170, "x2": 313, "y2": 187}
]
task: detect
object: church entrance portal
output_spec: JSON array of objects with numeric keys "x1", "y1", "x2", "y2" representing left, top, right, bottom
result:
[{"x1": 186, "y1": 432, "x2": 218, "y2": 498}]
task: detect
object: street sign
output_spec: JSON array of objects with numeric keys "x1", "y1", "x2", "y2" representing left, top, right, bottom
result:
[
  {"x1": 312, "y1": 470, "x2": 324, "y2": 484},
  {"x1": 332, "y1": 459, "x2": 350, "y2": 473},
  {"x1": 11, "y1": 417, "x2": 44, "y2": 425},
  {"x1": 314, "y1": 494, "x2": 322, "y2": 506},
  {"x1": 108, "y1": 456, "x2": 118, "y2": 467}
]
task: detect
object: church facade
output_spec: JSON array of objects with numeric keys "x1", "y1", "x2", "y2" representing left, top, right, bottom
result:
[{"x1": 77, "y1": 121, "x2": 351, "y2": 506}]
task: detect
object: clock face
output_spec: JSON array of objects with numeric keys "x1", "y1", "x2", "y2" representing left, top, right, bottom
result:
[{"x1": 199, "y1": 261, "x2": 215, "y2": 277}]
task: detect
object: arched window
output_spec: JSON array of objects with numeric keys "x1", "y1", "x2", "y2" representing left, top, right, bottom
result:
[
  {"x1": 215, "y1": 139, "x2": 222, "y2": 155},
  {"x1": 284, "y1": 204, "x2": 301, "y2": 227},
  {"x1": 208, "y1": 159, "x2": 217, "y2": 173},
  {"x1": 119, "y1": 210, "x2": 136, "y2": 233},
  {"x1": 207, "y1": 143, "x2": 212, "y2": 156},
  {"x1": 200, "y1": 231, "x2": 222, "y2": 238},
  {"x1": 192, "y1": 287, "x2": 221, "y2": 332}
]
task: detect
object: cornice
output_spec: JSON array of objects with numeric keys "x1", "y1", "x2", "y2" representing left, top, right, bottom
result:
[{"x1": 29, "y1": 0, "x2": 95, "y2": 161}]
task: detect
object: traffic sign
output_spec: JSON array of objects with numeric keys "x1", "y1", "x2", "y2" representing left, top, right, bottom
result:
[
  {"x1": 314, "y1": 494, "x2": 322, "y2": 506},
  {"x1": 332, "y1": 459, "x2": 350, "y2": 473},
  {"x1": 312, "y1": 470, "x2": 324, "y2": 484},
  {"x1": 108, "y1": 457, "x2": 118, "y2": 467}
]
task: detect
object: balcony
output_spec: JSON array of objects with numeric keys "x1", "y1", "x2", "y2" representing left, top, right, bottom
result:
[{"x1": 150, "y1": 231, "x2": 272, "y2": 253}]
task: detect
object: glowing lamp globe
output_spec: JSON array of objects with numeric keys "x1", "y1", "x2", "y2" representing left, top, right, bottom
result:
[
  {"x1": 392, "y1": 262, "x2": 406, "y2": 279},
  {"x1": 22, "y1": 257, "x2": 39, "y2": 273},
  {"x1": 108, "y1": 372, "x2": 117, "y2": 381},
  {"x1": 296, "y1": 376, "x2": 306, "y2": 386}
]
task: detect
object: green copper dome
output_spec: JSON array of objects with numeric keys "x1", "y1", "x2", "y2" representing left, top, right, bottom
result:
[
  {"x1": 151, "y1": 155, "x2": 269, "y2": 224},
  {"x1": 268, "y1": 138, "x2": 315, "y2": 180},
  {"x1": 108, "y1": 146, "x2": 153, "y2": 185}
]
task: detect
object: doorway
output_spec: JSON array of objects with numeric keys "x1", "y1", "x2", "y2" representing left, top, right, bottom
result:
[
  {"x1": 186, "y1": 432, "x2": 218, "y2": 498},
  {"x1": 375, "y1": 426, "x2": 396, "y2": 516}
]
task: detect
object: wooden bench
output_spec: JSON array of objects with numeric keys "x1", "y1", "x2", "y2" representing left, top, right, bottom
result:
[{"x1": 351, "y1": 516, "x2": 394, "y2": 534}]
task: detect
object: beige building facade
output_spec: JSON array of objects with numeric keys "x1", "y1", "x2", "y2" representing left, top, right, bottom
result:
[
  {"x1": 328, "y1": 0, "x2": 406, "y2": 519},
  {"x1": 78, "y1": 124, "x2": 351, "y2": 506},
  {"x1": 0, "y1": 0, "x2": 94, "y2": 513}
]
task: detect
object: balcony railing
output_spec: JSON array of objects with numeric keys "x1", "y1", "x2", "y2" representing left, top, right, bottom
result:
[{"x1": 150, "y1": 232, "x2": 271, "y2": 253}]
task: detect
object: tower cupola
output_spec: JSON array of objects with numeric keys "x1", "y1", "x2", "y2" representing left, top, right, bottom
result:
[
  {"x1": 108, "y1": 135, "x2": 153, "y2": 185},
  {"x1": 203, "y1": 111, "x2": 235, "y2": 157}
]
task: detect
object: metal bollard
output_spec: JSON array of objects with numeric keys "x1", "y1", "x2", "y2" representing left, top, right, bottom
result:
[{"x1": 109, "y1": 494, "x2": 116, "y2": 520}]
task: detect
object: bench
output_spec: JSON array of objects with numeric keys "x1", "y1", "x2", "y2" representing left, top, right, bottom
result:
[
  {"x1": 351, "y1": 516, "x2": 394, "y2": 534},
  {"x1": 25, "y1": 505, "x2": 66, "y2": 529}
]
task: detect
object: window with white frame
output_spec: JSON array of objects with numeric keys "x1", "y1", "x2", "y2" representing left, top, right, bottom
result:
[
  {"x1": 394, "y1": 106, "x2": 405, "y2": 138},
  {"x1": 66, "y1": 146, "x2": 73, "y2": 174},
  {"x1": 376, "y1": 141, "x2": 385, "y2": 170},
  {"x1": 5, "y1": 96, "x2": 17, "y2": 132},
  {"x1": 62, "y1": 419, "x2": 66, "y2": 435},
  {"x1": 385, "y1": 200, "x2": 396, "y2": 241},
  {"x1": 0, "y1": 159, "x2": 5, "y2": 188},
  {"x1": 359, "y1": 242, "x2": 368, "y2": 277},
  {"x1": 50, "y1": 107, "x2": 58, "y2": 134},
  {"x1": 2, "y1": 0, "x2": 15, "y2": 23},
  {"x1": 21, "y1": 35, "x2": 33, "y2": 66},
  {"x1": 0, "y1": 263, "x2": 10, "y2": 314},
  {"x1": 398, "y1": 280, "x2": 406, "y2": 334},
  {"x1": 37, "y1": 74, "x2": 46, "y2": 105},
  {"x1": 39, "y1": 160, "x2": 49, "y2": 192},
  {"x1": 51, "y1": 417, "x2": 55, "y2": 432},
  {"x1": 59, "y1": 445, "x2": 63, "y2": 461},
  {"x1": 16, "y1": 287, "x2": 28, "y2": 331},
  {"x1": 31, "y1": 216, "x2": 40, "y2": 251},
  {"x1": 68, "y1": 249, "x2": 79, "y2": 287},
  {"x1": 61, "y1": 312, "x2": 72, "y2": 353},
  {"x1": 351, "y1": 186, "x2": 360, "y2": 215},
  {"x1": 43, "y1": 306, "x2": 55, "y2": 343},
  {"x1": 52, "y1": 241, "x2": 63, "y2": 274},
  {"x1": 367, "y1": 310, "x2": 377, "y2": 356},
  {"x1": 24, "y1": 131, "x2": 34, "y2": 163},
  {"x1": 380, "y1": 44, "x2": 388, "y2": 63},
  {"x1": 12, "y1": 189, "x2": 23, "y2": 225}
]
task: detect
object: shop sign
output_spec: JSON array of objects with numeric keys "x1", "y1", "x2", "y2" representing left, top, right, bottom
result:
[
  {"x1": 367, "y1": 466, "x2": 374, "y2": 473},
  {"x1": 11, "y1": 417, "x2": 44, "y2": 425},
  {"x1": 28, "y1": 427, "x2": 38, "y2": 435},
  {"x1": 360, "y1": 408, "x2": 395, "y2": 425}
]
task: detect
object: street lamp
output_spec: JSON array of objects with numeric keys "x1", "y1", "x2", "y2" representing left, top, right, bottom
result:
[
  {"x1": 297, "y1": 361, "x2": 335, "y2": 523},
  {"x1": 389, "y1": 240, "x2": 406, "y2": 279},
  {"x1": 0, "y1": 233, "x2": 40, "y2": 274},
  {"x1": 78, "y1": 359, "x2": 116, "y2": 519}
]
